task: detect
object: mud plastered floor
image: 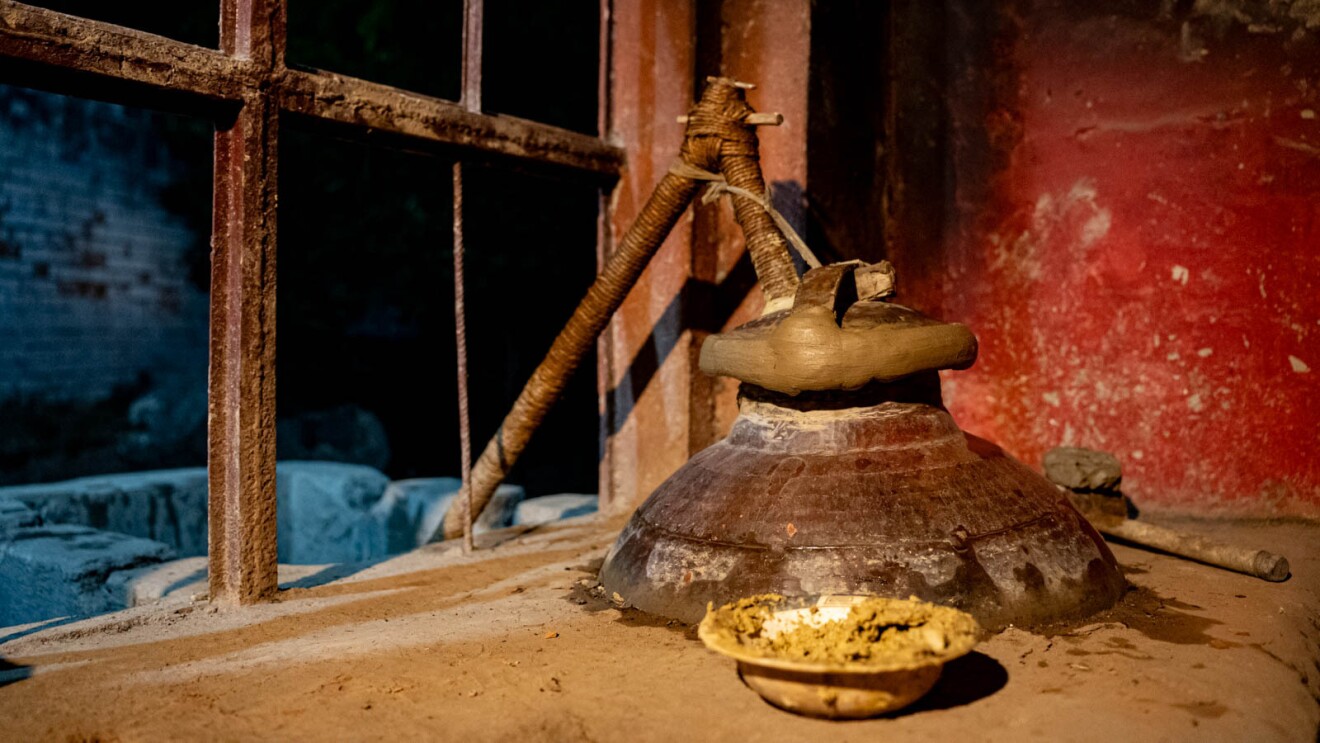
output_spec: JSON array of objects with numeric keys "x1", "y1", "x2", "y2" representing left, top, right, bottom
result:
[{"x1": 1, "y1": 516, "x2": 1316, "y2": 742}]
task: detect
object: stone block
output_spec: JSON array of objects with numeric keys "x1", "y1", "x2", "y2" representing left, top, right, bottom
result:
[
  {"x1": 0, "y1": 463, "x2": 524, "y2": 572},
  {"x1": 0, "y1": 468, "x2": 209, "y2": 556},
  {"x1": 0, "y1": 524, "x2": 173, "y2": 627},
  {"x1": 0, "y1": 498, "x2": 38, "y2": 536},
  {"x1": 513, "y1": 494, "x2": 599, "y2": 527},
  {"x1": 372, "y1": 478, "x2": 524, "y2": 550},
  {"x1": 276, "y1": 461, "x2": 391, "y2": 564},
  {"x1": 1043, "y1": 447, "x2": 1123, "y2": 492},
  {"x1": 104, "y1": 556, "x2": 207, "y2": 608}
]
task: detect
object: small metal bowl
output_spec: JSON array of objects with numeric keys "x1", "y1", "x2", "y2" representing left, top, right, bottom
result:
[{"x1": 698, "y1": 594, "x2": 981, "y2": 719}]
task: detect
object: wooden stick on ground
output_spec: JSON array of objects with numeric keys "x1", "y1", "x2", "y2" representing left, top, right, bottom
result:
[
  {"x1": 1045, "y1": 446, "x2": 1291, "y2": 583},
  {"x1": 1100, "y1": 519, "x2": 1290, "y2": 582}
]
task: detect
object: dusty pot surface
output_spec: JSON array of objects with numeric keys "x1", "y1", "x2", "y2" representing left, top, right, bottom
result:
[{"x1": 600, "y1": 377, "x2": 1125, "y2": 629}]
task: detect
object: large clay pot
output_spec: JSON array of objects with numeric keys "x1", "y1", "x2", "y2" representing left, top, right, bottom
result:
[{"x1": 600, "y1": 263, "x2": 1124, "y2": 628}]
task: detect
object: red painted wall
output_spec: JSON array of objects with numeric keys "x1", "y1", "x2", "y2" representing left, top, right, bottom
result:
[{"x1": 923, "y1": 3, "x2": 1320, "y2": 516}]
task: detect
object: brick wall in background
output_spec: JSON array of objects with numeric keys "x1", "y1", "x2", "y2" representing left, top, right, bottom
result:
[{"x1": 0, "y1": 85, "x2": 208, "y2": 403}]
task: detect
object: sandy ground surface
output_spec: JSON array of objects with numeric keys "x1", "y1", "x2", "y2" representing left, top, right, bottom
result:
[{"x1": 1, "y1": 515, "x2": 1316, "y2": 742}]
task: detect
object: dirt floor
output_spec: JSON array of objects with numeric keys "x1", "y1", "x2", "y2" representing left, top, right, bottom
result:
[{"x1": 1, "y1": 515, "x2": 1317, "y2": 742}]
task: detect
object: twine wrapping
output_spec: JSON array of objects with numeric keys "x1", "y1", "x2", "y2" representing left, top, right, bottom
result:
[{"x1": 668, "y1": 159, "x2": 822, "y2": 270}]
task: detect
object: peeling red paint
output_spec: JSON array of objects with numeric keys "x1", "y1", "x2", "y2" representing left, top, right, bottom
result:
[
  {"x1": 602, "y1": 1, "x2": 1317, "y2": 518},
  {"x1": 936, "y1": 5, "x2": 1320, "y2": 516}
]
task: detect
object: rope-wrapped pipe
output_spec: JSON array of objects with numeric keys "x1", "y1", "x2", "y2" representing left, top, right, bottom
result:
[{"x1": 437, "y1": 77, "x2": 799, "y2": 541}]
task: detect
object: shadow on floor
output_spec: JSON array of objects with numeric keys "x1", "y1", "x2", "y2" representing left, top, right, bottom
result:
[
  {"x1": 0, "y1": 656, "x2": 32, "y2": 688},
  {"x1": 744, "y1": 650, "x2": 1009, "y2": 720},
  {"x1": 898, "y1": 651, "x2": 1009, "y2": 715},
  {"x1": 0, "y1": 615, "x2": 80, "y2": 646},
  {"x1": 279, "y1": 558, "x2": 390, "y2": 590},
  {"x1": 143, "y1": 558, "x2": 395, "y2": 594},
  {"x1": 161, "y1": 567, "x2": 208, "y2": 597}
]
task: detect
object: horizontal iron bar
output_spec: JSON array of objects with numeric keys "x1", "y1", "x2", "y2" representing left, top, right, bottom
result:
[
  {"x1": 279, "y1": 68, "x2": 621, "y2": 176},
  {"x1": 0, "y1": 1, "x2": 254, "y2": 99},
  {"x1": 0, "y1": 1, "x2": 623, "y2": 175}
]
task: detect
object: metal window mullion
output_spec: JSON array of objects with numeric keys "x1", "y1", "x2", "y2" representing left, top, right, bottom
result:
[
  {"x1": 595, "y1": 0, "x2": 616, "y2": 510},
  {"x1": 207, "y1": 0, "x2": 285, "y2": 606},
  {"x1": 452, "y1": 0, "x2": 484, "y2": 550},
  {"x1": 461, "y1": 0, "x2": 484, "y2": 113}
]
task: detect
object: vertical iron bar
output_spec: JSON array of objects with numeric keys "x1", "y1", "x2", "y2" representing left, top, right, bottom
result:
[
  {"x1": 453, "y1": 0, "x2": 484, "y2": 552},
  {"x1": 453, "y1": 163, "x2": 474, "y2": 554},
  {"x1": 461, "y1": 0, "x2": 484, "y2": 112},
  {"x1": 596, "y1": 0, "x2": 615, "y2": 510},
  {"x1": 209, "y1": 0, "x2": 285, "y2": 605}
]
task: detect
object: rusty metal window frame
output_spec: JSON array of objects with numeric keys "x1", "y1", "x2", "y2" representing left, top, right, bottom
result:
[{"x1": 0, "y1": 0, "x2": 622, "y2": 605}]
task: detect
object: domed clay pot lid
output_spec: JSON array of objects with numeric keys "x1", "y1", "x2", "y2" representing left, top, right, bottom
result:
[{"x1": 699, "y1": 261, "x2": 978, "y2": 394}]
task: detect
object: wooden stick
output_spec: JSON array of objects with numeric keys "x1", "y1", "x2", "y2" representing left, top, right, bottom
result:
[
  {"x1": 1098, "y1": 519, "x2": 1290, "y2": 582},
  {"x1": 1048, "y1": 448, "x2": 1291, "y2": 584},
  {"x1": 676, "y1": 112, "x2": 783, "y2": 126}
]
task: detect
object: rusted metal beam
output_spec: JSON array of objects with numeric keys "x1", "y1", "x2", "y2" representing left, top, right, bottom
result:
[
  {"x1": 221, "y1": 0, "x2": 286, "y2": 68},
  {"x1": 0, "y1": 0, "x2": 253, "y2": 100},
  {"x1": 460, "y1": 0, "x2": 483, "y2": 112},
  {"x1": 207, "y1": 0, "x2": 283, "y2": 606},
  {"x1": 595, "y1": 0, "x2": 615, "y2": 506},
  {"x1": 451, "y1": 0, "x2": 484, "y2": 552},
  {"x1": 278, "y1": 69, "x2": 621, "y2": 176},
  {"x1": 0, "y1": 1, "x2": 622, "y2": 176}
]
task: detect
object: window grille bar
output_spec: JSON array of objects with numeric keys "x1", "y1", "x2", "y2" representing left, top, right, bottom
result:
[
  {"x1": 207, "y1": 0, "x2": 284, "y2": 605},
  {"x1": 0, "y1": 0, "x2": 622, "y2": 601},
  {"x1": 0, "y1": 1, "x2": 622, "y2": 176},
  {"x1": 452, "y1": 0, "x2": 484, "y2": 553}
]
